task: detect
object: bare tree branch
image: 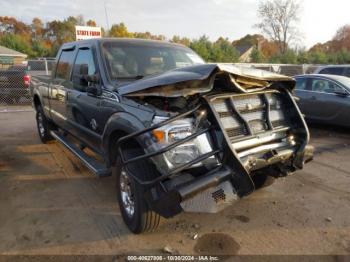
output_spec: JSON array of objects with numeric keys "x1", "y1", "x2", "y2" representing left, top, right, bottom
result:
[{"x1": 255, "y1": 0, "x2": 301, "y2": 54}]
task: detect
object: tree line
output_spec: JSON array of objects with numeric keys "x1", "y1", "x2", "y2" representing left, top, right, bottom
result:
[{"x1": 1, "y1": 13, "x2": 350, "y2": 65}]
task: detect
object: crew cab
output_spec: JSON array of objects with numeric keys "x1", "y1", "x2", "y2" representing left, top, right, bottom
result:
[{"x1": 30, "y1": 38, "x2": 313, "y2": 233}]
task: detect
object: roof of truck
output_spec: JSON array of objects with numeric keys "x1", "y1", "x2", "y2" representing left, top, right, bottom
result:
[{"x1": 61, "y1": 37, "x2": 188, "y2": 49}]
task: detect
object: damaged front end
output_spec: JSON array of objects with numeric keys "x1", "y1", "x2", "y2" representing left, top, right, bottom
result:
[{"x1": 116, "y1": 64, "x2": 313, "y2": 218}]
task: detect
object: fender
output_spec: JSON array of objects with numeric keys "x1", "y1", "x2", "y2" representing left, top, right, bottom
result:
[
  {"x1": 102, "y1": 111, "x2": 153, "y2": 166},
  {"x1": 32, "y1": 89, "x2": 42, "y2": 109},
  {"x1": 31, "y1": 81, "x2": 52, "y2": 120}
]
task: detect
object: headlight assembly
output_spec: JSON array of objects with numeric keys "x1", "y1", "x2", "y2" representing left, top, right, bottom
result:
[{"x1": 151, "y1": 116, "x2": 216, "y2": 169}]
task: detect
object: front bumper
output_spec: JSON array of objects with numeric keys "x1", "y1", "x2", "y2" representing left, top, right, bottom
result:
[{"x1": 116, "y1": 89, "x2": 313, "y2": 217}]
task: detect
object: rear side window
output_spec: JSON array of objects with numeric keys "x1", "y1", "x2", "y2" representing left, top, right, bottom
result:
[
  {"x1": 319, "y1": 67, "x2": 344, "y2": 76},
  {"x1": 295, "y1": 78, "x2": 308, "y2": 90},
  {"x1": 56, "y1": 50, "x2": 75, "y2": 80}
]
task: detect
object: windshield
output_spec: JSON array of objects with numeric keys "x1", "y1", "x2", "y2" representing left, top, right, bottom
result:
[
  {"x1": 335, "y1": 76, "x2": 350, "y2": 89},
  {"x1": 102, "y1": 41, "x2": 205, "y2": 81}
]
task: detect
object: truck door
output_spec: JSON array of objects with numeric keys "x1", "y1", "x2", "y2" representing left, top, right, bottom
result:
[
  {"x1": 50, "y1": 47, "x2": 76, "y2": 129},
  {"x1": 66, "y1": 46, "x2": 105, "y2": 153}
]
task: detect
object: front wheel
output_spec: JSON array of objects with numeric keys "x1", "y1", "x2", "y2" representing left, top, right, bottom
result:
[
  {"x1": 113, "y1": 148, "x2": 161, "y2": 234},
  {"x1": 36, "y1": 106, "x2": 53, "y2": 143}
]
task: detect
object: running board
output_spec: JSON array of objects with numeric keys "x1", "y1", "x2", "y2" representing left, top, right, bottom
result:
[{"x1": 50, "y1": 131, "x2": 111, "y2": 177}]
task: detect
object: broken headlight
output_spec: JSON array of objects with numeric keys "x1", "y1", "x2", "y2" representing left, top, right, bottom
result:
[{"x1": 152, "y1": 116, "x2": 215, "y2": 168}]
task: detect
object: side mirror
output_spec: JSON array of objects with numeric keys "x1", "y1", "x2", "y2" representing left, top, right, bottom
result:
[
  {"x1": 73, "y1": 63, "x2": 100, "y2": 94},
  {"x1": 86, "y1": 73, "x2": 102, "y2": 96},
  {"x1": 72, "y1": 64, "x2": 89, "y2": 87}
]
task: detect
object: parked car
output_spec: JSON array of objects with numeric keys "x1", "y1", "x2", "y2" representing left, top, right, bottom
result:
[
  {"x1": 294, "y1": 74, "x2": 350, "y2": 126},
  {"x1": 0, "y1": 65, "x2": 31, "y2": 103},
  {"x1": 314, "y1": 65, "x2": 350, "y2": 77},
  {"x1": 30, "y1": 38, "x2": 313, "y2": 233}
]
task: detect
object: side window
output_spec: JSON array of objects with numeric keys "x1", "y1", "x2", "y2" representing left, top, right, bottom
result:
[
  {"x1": 72, "y1": 48, "x2": 97, "y2": 88},
  {"x1": 320, "y1": 67, "x2": 344, "y2": 76},
  {"x1": 73, "y1": 48, "x2": 96, "y2": 76},
  {"x1": 295, "y1": 78, "x2": 308, "y2": 90},
  {"x1": 326, "y1": 82, "x2": 345, "y2": 94},
  {"x1": 56, "y1": 50, "x2": 75, "y2": 80},
  {"x1": 310, "y1": 79, "x2": 344, "y2": 94},
  {"x1": 344, "y1": 68, "x2": 350, "y2": 77}
]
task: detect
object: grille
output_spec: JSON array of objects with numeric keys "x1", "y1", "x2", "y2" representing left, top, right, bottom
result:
[{"x1": 211, "y1": 92, "x2": 293, "y2": 141}]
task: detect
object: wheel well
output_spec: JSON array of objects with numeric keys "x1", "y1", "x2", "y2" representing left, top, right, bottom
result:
[
  {"x1": 33, "y1": 95, "x2": 41, "y2": 111},
  {"x1": 109, "y1": 130, "x2": 142, "y2": 166}
]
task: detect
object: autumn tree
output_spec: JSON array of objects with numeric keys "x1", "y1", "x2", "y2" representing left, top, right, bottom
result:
[
  {"x1": 260, "y1": 40, "x2": 280, "y2": 58},
  {"x1": 109, "y1": 23, "x2": 133, "y2": 38},
  {"x1": 86, "y1": 20, "x2": 97, "y2": 27},
  {"x1": 171, "y1": 36, "x2": 191, "y2": 46},
  {"x1": 331, "y1": 25, "x2": 350, "y2": 51},
  {"x1": 0, "y1": 16, "x2": 31, "y2": 37},
  {"x1": 256, "y1": 0, "x2": 301, "y2": 54},
  {"x1": 31, "y1": 18, "x2": 44, "y2": 39},
  {"x1": 133, "y1": 31, "x2": 166, "y2": 41}
]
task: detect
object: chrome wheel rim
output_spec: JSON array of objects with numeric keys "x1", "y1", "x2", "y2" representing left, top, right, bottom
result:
[
  {"x1": 120, "y1": 169, "x2": 135, "y2": 217},
  {"x1": 38, "y1": 113, "x2": 45, "y2": 137}
]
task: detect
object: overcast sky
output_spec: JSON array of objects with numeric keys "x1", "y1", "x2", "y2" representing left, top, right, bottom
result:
[{"x1": 0, "y1": 0, "x2": 349, "y2": 48}]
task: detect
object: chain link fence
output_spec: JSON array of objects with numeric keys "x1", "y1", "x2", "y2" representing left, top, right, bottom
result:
[{"x1": 0, "y1": 59, "x2": 54, "y2": 112}]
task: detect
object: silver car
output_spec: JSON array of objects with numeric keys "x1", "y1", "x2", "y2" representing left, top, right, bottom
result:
[{"x1": 294, "y1": 74, "x2": 350, "y2": 126}]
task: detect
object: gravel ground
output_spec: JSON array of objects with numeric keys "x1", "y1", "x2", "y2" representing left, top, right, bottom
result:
[{"x1": 0, "y1": 109, "x2": 349, "y2": 257}]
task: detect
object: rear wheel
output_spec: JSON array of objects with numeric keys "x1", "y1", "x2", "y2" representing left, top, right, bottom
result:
[
  {"x1": 113, "y1": 147, "x2": 161, "y2": 234},
  {"x1": 36, "y1": 105, "x2": 53, "y2": 143}
]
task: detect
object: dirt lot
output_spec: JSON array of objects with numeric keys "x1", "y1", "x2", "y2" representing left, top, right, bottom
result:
[{"x1": 0, "y1": 108, "x2": 350, "y2": 256}]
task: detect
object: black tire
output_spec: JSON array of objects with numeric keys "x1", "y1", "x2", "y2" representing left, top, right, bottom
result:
[
  {"x1": 113, "y1": 147, "x2": 161, "y2": 234},
  {"x1": 36, "y1": 105, "x2": 53, "y2": 143},
  {"x1": 251, "y1": 174, "x2": 275, "y2": 189}
]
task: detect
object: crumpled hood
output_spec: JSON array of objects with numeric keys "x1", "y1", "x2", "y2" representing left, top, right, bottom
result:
[{"x1": 118, "y1": 63, "x2": 295, "y2": 97}]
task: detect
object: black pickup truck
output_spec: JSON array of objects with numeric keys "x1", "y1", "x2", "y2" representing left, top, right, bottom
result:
[{"x1": 30, "y1": 38, "x2": 313, "y2": 233}]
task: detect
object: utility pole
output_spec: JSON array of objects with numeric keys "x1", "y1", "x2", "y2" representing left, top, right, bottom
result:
[{"x1": 104, "y1": 1, "x2": 110, "y2": 36}]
